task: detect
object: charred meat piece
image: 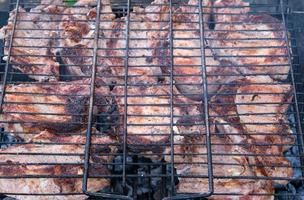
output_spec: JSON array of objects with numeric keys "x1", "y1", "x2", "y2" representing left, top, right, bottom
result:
[
  {"x1": 107, "y1": 0, "x2": 170, "y2": 85},
  {"x1": 210, "y1": 75, "x2": 294, "y2": 185},
  {"x1": 209, "y1": 0, "x2": 290, "y2": 80},
  {"x1": 0, "y1": 130, "x2": 117, "y2": 200},
  {"x1": 0, "y1": 6, "x2": 63, "y2": 82},
  {"x1": 0, "y1": 78, "x2": 110, "y2": 141},
  {"x1": 59, "y1": 0, "x2": 115, "y2": 83},
  {"x1": 164, "y1": 134, "x2": 274, "y2": 200}
]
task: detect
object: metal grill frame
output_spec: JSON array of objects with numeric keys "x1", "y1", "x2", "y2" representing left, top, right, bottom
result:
[{"x1": 0, "y1": 0, "x2": 303, "y2": 199}]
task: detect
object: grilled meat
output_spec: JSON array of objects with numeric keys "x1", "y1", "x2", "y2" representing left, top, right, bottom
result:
[
  {"x1": 0, "y1": 130, "x2": 117, "y2": 200},
  {"x1": 112, "y1": 85, "x2": 176, "y2": 149},
  {"x1": 209, "y1": 0, "x2": 290, "y2": 80},
  {"x1": 0, "y1": 78, "x2": 110, "y2": 141},
  {"x1": 59, "y1": 0, "x2": 115, "y2": 83},
  {"x1": 112, "y1": 84, "x2": 203, "y2": 151},
  {"x1": 212, "y1": 0, "x2": 250, "y2": 25},
  {"x1": 210, "y1": 75, "x2": 294, "y2": 185},
  {"x1": 157, "y1": 0, "x2": 239, "y2": 101},
  {"x1": 172, "y1": 42, "x2": 238, "y2": 101},
  {"x1": 29, "y1": 0, "x2": 66, "y2": 56},
  {"x1": 0, "y1": 5, "x2": 64, "y2": 82},
  {"x1": 164, "y1": 134, "x2": 274, "y2": 200},
  {"x1": 107, "y1": 0, "x2": 170, "y2": 85}
]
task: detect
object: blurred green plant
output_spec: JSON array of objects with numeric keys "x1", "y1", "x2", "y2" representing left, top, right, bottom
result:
[{"x1": 64, "y1": 0, "x2": 77, "y2": 6}]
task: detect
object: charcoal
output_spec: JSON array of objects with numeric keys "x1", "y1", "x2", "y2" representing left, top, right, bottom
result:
[
  {"x1": 96, "y1": 103, "x2": 119, "y2": 134},
  {"x1": 107, "y1": 154, "x2": 179, "y2": 199},
  {"x1": 0, "y1": 128, "x2": 23, "y2": 149},
  {"x1": 111, "y1": 154, "x2": 134, "y2": 173},
  {"x1": 296, "y1": 185, "x2": 304, "y2": 200}
]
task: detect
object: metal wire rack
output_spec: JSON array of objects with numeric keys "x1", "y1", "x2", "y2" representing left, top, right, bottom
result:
[{"x1": 0, "y1": 0, "x2": 303, "y2": 199}]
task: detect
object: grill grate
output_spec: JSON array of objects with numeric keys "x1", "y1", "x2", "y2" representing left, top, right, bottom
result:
[{"x1": 0, "y1": 0, "x2": 303, "y2": 199}]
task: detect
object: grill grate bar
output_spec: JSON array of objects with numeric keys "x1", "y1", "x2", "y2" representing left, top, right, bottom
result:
[
  {"x1": 280, "y1": 0, "x2": 304, "y2": 179},
  {"x1": 0, "y1": 0, "x2": 303, "y2": 199},
  {"x1": 168, "y1": 0, "x2": 175, "y2": 197},
  {"x1": 0, "y1": 0, "x2": 20, "y2": 113},
  {"x1": 82, "y1": 0, "x2": 107, "y2": 197},
  {"x1": 198, "y1": 0, "x2": 213, "y2": 197},
  {"x1": 123, "y1": 0, "x2": 131, "y2": 190}
]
